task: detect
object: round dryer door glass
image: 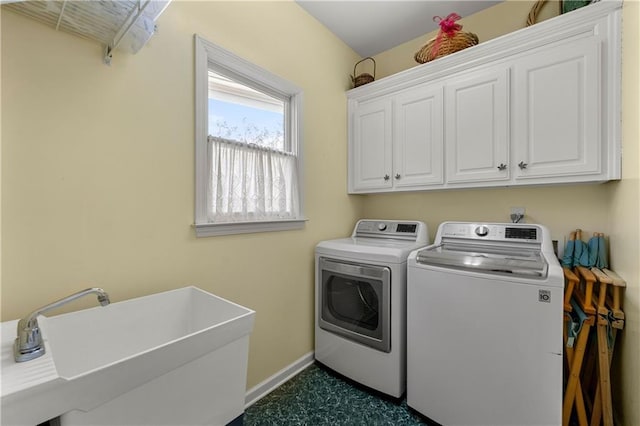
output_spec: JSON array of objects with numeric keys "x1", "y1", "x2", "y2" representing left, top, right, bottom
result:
[
  {"x1": 325, "y1": 277, "x2": 379, "y2": 331},
  {"x1": 318, "y1": 257, "x2": 391, "y2": 352}
]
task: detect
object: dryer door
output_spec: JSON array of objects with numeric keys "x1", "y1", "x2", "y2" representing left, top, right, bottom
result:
[{"x1": 318, "y1": 257, "x2": 391, "y2": 352}]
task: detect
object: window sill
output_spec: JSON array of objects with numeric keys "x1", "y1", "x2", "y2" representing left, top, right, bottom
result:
[{"x1": 194, "y1": 218, "x2": 308, "y2": 237}]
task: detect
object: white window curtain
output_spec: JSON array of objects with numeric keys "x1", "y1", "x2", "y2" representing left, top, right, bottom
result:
[{"x1": 207, "y1": 136, "x2": 300, "y2": 223}]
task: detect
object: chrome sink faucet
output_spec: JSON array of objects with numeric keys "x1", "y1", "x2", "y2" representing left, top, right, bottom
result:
[{"x1": 14, "y1": 288, "x2": 110, "y2": 362}]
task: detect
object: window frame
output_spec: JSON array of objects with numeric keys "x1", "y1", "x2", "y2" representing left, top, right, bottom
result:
[{"x1": 194, "y1": 35, "x2": 306, "y2": 237}]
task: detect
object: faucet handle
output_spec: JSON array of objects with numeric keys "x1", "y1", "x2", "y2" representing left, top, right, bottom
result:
[{"x1": 14, "y1": 325, "x2": 45, "y2": 362}]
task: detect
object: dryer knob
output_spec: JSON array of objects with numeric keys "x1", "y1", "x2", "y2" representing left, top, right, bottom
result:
[
  {"x1": 475, "y1": 225, "x2": 489, "y2": 237},
  {"x1": 377, "y1": 223, "x2": 387, "y2": 231}
]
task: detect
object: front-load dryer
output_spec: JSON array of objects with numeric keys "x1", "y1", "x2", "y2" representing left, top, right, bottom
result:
[{"x1": 315, "y1": 219, "x2": 429, "y2": 398}]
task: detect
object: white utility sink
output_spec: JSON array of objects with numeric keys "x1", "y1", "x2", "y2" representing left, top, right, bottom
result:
[{"x1": 1, "y1": 286, "x2": 255, "y2": 426}]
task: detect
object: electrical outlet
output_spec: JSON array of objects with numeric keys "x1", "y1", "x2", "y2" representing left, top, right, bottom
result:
[{"x1": 510, "y1": 207, "x2": 525, "y2": 223}]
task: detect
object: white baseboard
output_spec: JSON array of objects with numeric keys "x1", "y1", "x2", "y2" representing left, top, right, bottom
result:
[{"x1": 244, "y1": 351, "x2": 315, "y2": 408}]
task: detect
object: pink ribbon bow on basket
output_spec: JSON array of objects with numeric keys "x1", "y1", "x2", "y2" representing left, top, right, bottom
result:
[
  {"x1": 435, "y1": 13, "x2": 462, "y2": 36},
  {"x1": 430, "y1": 13, "x2": 463, "y2": 57}
]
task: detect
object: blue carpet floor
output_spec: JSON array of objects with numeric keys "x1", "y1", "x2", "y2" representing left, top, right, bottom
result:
[{"x1": 244, "y1": 363, "x2": 434, "y2": 426}]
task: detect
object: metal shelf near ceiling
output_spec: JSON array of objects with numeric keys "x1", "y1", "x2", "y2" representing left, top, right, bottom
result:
[{"x1": 2, "y1": 0, "x2": 171, "y2": 64}]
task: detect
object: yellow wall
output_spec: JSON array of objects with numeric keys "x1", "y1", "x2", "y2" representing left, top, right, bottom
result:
[
  {"x1": 2, "y1": 0, "x2": 638, "y2": 422},
  {"x1": 369, "y1": 0, "x2": 640, "y2": 423},
  {"x1": 0, "y1": 1, "x2": 362, "y2": 389},
  {"x1": 610, "y1": 2, "x2": 640, "y2": 423}
]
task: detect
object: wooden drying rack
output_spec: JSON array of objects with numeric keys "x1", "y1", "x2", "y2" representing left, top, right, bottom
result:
[{"x1": 562, "y1": 266, "x2": 626, "y2": 426}]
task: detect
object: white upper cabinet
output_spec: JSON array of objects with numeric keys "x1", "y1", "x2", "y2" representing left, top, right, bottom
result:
[
  {"x1": 351, "y1": 97, "x2": 393, "y2": 191},
  {"x1": 445, "y1": 67, "x2": 510, "y2": 184},
  {"x1": 513, "y1": 37, "x2": 602, "y2": 182},
  {"x1": 349, "y1": 86, "x2": 444, "y2": 193},
  {"x1": 393, "y1": 86, "x2": 444, "y2": 188},
  {"x1": 346, "y1": 0, "x2": 621, "y2": 194}
]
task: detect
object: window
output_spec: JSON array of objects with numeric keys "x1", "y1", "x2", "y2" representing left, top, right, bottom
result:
[{"x1": 194, "y1": 35, "x2": 305, "y2": 237}]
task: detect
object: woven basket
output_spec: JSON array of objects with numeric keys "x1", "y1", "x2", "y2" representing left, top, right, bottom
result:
[
  {"x1": 414, "y1": 31, "x2": 479, "y2": 64},
  {"x1": 526, "y1": 0, "x2": 566, "y2": 26},
  {"x1": 526, "y1": 0, "x2": 547, "y2": 26},
  {"x1": 351, "y1": 57, "x2": 376, "y2": 88}
]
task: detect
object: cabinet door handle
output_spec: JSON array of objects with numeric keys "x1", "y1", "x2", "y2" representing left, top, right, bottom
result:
[
  {"x1": 395, "y1": 174, "x2": 401, "y2": 180},
  {"x1": 497, "y1": 163, "x2": 507, "y2": 171},
  {"x1": 383, "y1": 174, "x2": 390, "y2": 181},
  {"x1": 518, "y1": 161, "x2": 528, "y2": 170}
]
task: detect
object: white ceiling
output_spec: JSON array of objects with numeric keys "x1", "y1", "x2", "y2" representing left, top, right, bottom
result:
[{"x1": 296, "y1": 0, "x2": 502, "y2": 58}]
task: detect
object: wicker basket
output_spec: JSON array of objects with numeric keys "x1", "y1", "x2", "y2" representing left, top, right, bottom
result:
[
  {"x1": 351, "y1": 57, "x2": 376, "y2": 88},
  {"x1": 414, "y1": 31, "x2": 479, "y2": 64},
  {"x1": 526, "y1": 0, "x2": 568, "y2": 27},
  {"x1": 526, "y1": 0, "x2": 548, "y2": 26}
]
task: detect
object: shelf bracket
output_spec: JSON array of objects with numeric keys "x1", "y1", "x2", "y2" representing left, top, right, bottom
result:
[
  {"x1": 104, "y1": 0, "x2": 153, "y2": 65},
  {"x1": 55, "y1": 0, "x2": 67, "y2": 31}
]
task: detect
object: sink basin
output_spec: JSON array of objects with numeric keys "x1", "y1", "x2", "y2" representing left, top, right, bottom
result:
[
  {"x1": 47, "y1": 286, "x2": 253, "y2": 378},
  {"x1": 1, "y1": 286, "x2": 255, "y2": 426}
]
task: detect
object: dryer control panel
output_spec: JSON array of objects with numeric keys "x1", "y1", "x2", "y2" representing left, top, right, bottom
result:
[{"x1": 353, "y1": 220, "x2": 428, "y2": 243}]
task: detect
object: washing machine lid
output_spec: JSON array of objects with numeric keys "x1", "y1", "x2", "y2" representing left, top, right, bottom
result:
[{"x1": 415, "y1": 242, "x2": 548, "y2": 278}]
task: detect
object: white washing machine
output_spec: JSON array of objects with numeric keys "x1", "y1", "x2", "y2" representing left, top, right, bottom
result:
[
  {"x1": 407, "y1": 222, "x2": 563, "y2": 426},
  {"x1": 315, "y1": 219, "x2": 429, "y2": 398}
]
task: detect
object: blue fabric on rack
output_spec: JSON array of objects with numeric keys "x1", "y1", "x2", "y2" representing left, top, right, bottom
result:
[
  {"x1": 606, "y1": 311, "x2": 616, "y2": 349},
  {"x1": 562, "y1": 239, "x2": 575, "y2": 268},
  {"x1": 578, "y1": 240, "x2": 591, "y2": 266},
  {"x1": 571, "y1": 298, "x2": 588, "y2": 329},
  {"x1": 573, "y1": 239, "x2": 588, "y2": 267},
  {"x1": 597, "y1": 235, "x2": 609, "y2": 269},
  {"x1": 566, "y1": 298, "x2": 588, "y2": 348},
  {"x1": 563, "y1": 232, "x2": 609, "y2": 268},
  {"x1": 587, "y1": 235, "x2": 599, "y2": 267}
]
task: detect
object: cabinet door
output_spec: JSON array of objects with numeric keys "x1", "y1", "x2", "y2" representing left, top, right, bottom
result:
[
  {"x1": 350, "y1": 98, "x2": 393, "y2": 192},
  {"x1": 445, "y1": 67, "x2": 510, "y2": 184},
  {"x1": 513, "y1": 38, "x2": 601, "y2": 181},
  {"x1": 393, "y1": 86, "x2": 444, "y2": 188}
]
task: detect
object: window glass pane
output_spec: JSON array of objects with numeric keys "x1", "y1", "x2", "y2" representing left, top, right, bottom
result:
[
  {"x1": 195, "y1": 36, "x2": 304, "y2": 235},
  {"x1": 208, "y1": 71, "x2": 285, "y2": 151}
]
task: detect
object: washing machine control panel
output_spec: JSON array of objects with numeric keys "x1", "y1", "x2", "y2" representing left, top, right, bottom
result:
[{"x1": 440, "y1": 222, "x2": 542, "y2": 243}]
